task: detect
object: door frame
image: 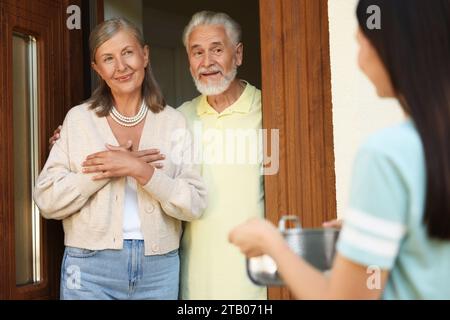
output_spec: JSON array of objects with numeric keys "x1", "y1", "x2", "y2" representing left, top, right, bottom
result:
[
  {"x1": 0, "y1": 0, "x2": 86, "y2": 299},
  {"x1": 259, "y1": 0, "x2": 336, "y2": 300}
]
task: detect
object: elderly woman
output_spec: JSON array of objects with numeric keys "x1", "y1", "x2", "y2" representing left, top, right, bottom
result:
[{"x1": 33, "y1": 18, "x2": 207, "y2": 300}]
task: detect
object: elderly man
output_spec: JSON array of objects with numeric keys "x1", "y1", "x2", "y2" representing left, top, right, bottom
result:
[
  {"x1": 178, "y1": 11, "x2": 266, "y2": 300},
  {"x1": 49, "y1": 11, "x2": 266, "y2": 300}
]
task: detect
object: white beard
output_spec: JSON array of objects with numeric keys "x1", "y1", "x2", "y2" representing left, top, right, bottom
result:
[{"x1": 192, "y1": 67, "x2": 237, "y2": 96}]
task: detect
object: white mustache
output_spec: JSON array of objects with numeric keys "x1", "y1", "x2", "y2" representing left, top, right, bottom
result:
[{"x1": 197, "y1": 66, "x2": 223, "y2": 77}]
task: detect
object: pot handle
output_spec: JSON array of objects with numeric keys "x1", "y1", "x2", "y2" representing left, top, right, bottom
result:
[{"x1": 278, "y1": 215, "x2": 302, "y2": 232}]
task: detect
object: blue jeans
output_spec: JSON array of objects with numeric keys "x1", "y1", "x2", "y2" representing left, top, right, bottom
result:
[{"x1": 60, "y1": 240, "x2": 179, "y2": 300}]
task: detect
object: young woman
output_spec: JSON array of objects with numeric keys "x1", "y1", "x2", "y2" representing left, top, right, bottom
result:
[
  {"x1": 229, "y1": 0, "x2": 450, "y2": 299},
  {"x1": 34, "y1": 18, "x2": 207, "y2": 299}
]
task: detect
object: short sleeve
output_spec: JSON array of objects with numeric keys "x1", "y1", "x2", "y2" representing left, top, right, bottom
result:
[{"x1": 337, "y1": 145, "x2": 408, "y2": 269}]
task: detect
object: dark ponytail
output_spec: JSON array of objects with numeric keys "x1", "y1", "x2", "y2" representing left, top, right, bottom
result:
[{"x1": 357, "y1": 0, "x2": 450, "y2": 239}]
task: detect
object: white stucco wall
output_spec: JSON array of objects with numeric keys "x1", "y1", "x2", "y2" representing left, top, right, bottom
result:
[{"x1": 328, "y1": 0, "x2": 405, "y2": 217}]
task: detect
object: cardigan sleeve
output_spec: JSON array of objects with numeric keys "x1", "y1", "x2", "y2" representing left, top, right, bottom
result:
[
  {"x1": 33, "y1": 110, "x2": 110, "y2": 220},
  {"x1": 142, "y1": 123, "x2": 208, "y2": 221}
]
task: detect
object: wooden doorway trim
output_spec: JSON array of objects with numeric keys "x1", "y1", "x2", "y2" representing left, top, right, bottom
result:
[
  {"x1": 259, "y1": 0, "x2": 337, "y2": 300},
  {"x1": 0, "y1": 0, "x2": 85, "y2": 299},
  {"x1": 96, "y1": 0, "x2": 104, "y2": 23}
]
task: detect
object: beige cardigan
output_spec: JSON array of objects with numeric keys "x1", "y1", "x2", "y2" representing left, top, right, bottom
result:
[{"x1": 33, "y1": 103, "x2": 207, "y2": 255}]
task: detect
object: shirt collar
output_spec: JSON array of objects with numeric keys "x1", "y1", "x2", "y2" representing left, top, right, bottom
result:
[{"x1": 196, "y1": 81, "x2": 252, "y2": 116}]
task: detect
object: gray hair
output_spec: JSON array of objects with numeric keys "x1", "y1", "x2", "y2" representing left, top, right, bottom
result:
[
  {"x1": 182, "y1": 11, "x2": 242, "y2": 48},
  {"x1": 89, "y1": 17, "x2": 146, "y2": 62}
]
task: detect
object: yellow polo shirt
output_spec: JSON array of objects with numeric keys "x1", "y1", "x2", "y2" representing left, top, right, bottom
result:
[{"x1": 178, "y1": 82, "x2": 267, "y2": 300}]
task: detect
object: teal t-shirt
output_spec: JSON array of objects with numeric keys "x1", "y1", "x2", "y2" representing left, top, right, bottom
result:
[{"x1": 337, "y1": 120, "x2": 450, "y2": 299}]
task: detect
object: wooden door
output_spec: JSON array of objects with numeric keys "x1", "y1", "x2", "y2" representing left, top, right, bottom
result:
[
  {"x1": 0, "y1": 0, "x2": 85, "y2": 299},
  {"x1": 260, "y1": 0, "x2": 337, "y2": 300}
]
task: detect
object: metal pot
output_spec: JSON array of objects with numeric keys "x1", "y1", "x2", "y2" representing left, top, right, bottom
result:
[{"x1": 246, "y1": 216, "x2": 340, "y2": 286}]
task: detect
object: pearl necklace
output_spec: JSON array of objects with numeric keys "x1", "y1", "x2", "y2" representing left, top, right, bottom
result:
[{"x1": 110, "y1": 101, "x2": 148, "y2": 127}]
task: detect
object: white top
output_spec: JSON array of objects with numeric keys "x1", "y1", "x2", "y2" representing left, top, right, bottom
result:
[{"x1": 123, "y1": 177, "x2": 144, "y2": 239}]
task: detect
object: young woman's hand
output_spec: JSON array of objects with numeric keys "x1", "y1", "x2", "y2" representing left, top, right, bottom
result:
[
  {"x1": 228, "y1": 218, "x2": 287, "y2": 258},
  {"x1": 322, "y1": 219, "x2": 343, "y2": 229}
]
